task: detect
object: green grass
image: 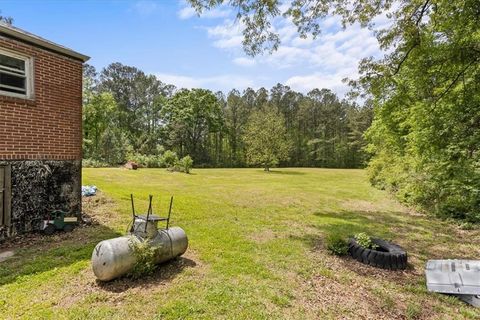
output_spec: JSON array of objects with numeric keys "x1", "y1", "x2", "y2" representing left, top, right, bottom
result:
[{"x1": 1, "y1": 168, "x2": 479, "y2": 319}]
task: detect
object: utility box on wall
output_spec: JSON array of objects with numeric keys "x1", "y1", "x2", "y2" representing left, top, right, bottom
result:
[{"x1": 0, "y1": 23, "x2": 89, "y2": 239}]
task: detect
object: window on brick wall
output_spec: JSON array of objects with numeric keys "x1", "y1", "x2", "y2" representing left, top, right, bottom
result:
[{"x1": 0, "y1": 49, "x2": 33, "y2": 99}]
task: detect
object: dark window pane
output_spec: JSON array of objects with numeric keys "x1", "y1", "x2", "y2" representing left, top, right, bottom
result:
[
  {"x1": 0, "y1": 86, "x2": 24, "y2": 94},
  {"x1": 0, "y1": 72, "x2": 26, "y2": 93},
  {"x1": 0, "y1": 53, "x2": 25, "y2": 72}
]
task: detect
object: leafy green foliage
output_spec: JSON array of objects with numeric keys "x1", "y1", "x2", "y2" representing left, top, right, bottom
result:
[
  {"x1": 354, "y1": 233, "x2": 378, "y2": 250},
  {"x1": 243, "y1": 107, "x2": 292, "y2": 171},
  {"x1": 127, "y1": 153, "x2": 164, "y2": 168},
  {"x1": 161, "y1": 88, "x2": 223, "y2": 164},
  {"x1": 361, "y1": 0, "x2": 480, "y2": 222},
  {"x1": 188, "y1": 0, "x2": 480, "y2": 222},
  {"x1": 162, "y1": 150, "x2": 179, "y2": 168},
  {"x1": 458, "y1": 222, "x2": 476, "y2": 231},
  {"x1": 178, "y1": 155, "x2": 194, "y2": 174},
  {"x1": 128, "y1": 237, "x2": 161, "y2": 279},
  {"x1": 82, "y1": 159, "x2": 109, "y2": 168},
  {"x1": 98, "y1": 127, "x2": 130, "y2": 165},
  {"x1": 83, "y1": 92, "x2": 121, "y2": 162},
  {"x1": 325, "y1": 234, "x2": 349, "y2": 256},
  {"x1": 99, "y1": 63, "x2": 173, "y2": 154},
  {"x1": 126, "y1": 151, "x2": 194, "y2": 172}
]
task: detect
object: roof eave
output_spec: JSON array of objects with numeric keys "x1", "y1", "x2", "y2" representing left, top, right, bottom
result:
[{"x1": 0, "y1": 24, "x2": 90, "y2": 62}]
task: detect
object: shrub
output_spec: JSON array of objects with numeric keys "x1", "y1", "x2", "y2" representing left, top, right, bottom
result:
[
  {"x1": 326, "y1": 234, "x2": 349, "y2": 256},
  {"x1": 144, "y1": 154, "x2": 164, "y2": 168},
  {"x1": 82, "y1": 158, "x2": 109, "y2": 168},
  {"x1": 127, "y1": 153, "x2": 164, "y2": 168},
  {"x1": 178, "y1": 155, "x2": 193, "y2": 173},
  {"x1": 162, "y1": 150, "x2": 179, "y2": 168},
  {"x1": 354, "y1": 232, "x2": 378, "y2": 250}
]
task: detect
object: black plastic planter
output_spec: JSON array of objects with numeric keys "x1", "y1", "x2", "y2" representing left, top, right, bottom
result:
[{"x1": 348, "y1": 238, "x2": 408, "y2": 270}]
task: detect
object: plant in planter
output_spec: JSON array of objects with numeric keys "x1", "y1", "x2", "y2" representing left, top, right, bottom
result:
[
  {"x1": 354, "y1": 232, "x2": 379, "y2": 250},
  {"x1": 348, "y1": 233, "x2": 408, "y2": 270}
]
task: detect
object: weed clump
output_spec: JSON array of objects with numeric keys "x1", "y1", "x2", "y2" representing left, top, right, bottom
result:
[
  {"x1": 128, "y1": 237, "x2": 161, "y2": 279},
  {"x1": 325, "y1": 234, "x2": 349, "y2": 256}
]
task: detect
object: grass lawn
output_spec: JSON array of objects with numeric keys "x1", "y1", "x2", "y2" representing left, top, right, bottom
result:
[{"x1": 1, "y1": 168, "x2": 479, "y2": 319}]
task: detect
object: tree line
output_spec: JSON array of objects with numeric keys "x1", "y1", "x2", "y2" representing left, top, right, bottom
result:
[{"x1": 83, "y1": 63, "x2": 373, "y2": 170}]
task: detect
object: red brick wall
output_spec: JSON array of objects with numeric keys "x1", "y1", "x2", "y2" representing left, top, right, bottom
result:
[{"x1": 0, "y1": 35, "x2": 83, "y2": 160}]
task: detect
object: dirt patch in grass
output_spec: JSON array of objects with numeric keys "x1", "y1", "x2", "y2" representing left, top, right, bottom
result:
[
  {"x1": 56, "y1": 250, "x2": 203, "y2": 309},
  {"x1": 301, "y1": 274, "x2": 401, "y2": 319},
  {"x1": 295, "y1": 250, "x2": 449, "y2": 319},
  {"x1": 342, "y1": 199, "x2": 386, "y2": 213},
  {"x1": 82, "y1": 191, "x2": 120, "y2": 225},
  {"x1": 249, "y1": 229, "x2": 278, "y2": 243},
  {"x1": 0, "y1": 218, "x2": 99, "y2": 252},
  {"x1": 96, "y1": 252, "x2": 200, "y2": 293}
]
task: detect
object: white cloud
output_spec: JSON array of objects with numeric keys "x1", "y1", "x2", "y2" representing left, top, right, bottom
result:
[
  {"x1": 155, "y1": 73, "x2": 256, "y2": 91},
  {"x1": 178, "y1": 6, "x2": 196, "y2": 19},
  {"x1": 266, "y1": 46, "x2": 313, "y2": 68},
  {"x1": 180, "y1": 5, "x2": 387, "y2": 96},
  {"x1": 285, "y1": 72, "x2": 349, "y2": 96},
  {"x1": 233, "y1": 57, "x2": 255, "y2": 67},
  {"x1": 214, "y1": 35, "x2": 244, "y2": 49},
  {"x1": 291, "y1": 36, "x2": 314, "y2": 47},
  {"x1": 277, "y1": 24, "x2": 298, "y2": 43},
  {"x1": 205, "y1": 20, "x2": 244, "y2": 49}
]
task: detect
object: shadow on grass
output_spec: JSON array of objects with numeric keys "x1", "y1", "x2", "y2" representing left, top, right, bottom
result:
[
  {"x1": 97, "y1": 256, "x2": 196, "y2": 293},
  {"x1": 293, "y1": 208, "x2": 479, "y2": 278},
  {"x1": 0, "y1": 224, "x2": 122, "y2": 286},
  {"x1": 264, "y1": 170, "x2": 306, "y2": 175},
  {"x1": 312, "y1": 210, "x2": 396, "y2": 239}
]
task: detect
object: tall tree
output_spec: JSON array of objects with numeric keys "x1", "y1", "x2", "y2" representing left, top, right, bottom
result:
[
  {"x1": 161, "y1": 88, "x2": 223, "y2": 163},
  {"x1": 83, "y1": 92, "x2": 127, "y2": 163},
  {"x1": 99, "y1": 63, "x2": 169, "y2": 153},
  {"x1": 243, "y1": 107, "x2": 292, "y2": 171},
  {"x1": 224, "y1": 89, "x2": 253, "y2": 166}
]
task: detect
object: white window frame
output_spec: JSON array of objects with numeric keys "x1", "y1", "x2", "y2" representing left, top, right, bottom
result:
[{"x1": 0, "y1": 48, "x2": 34, "y2": 100}]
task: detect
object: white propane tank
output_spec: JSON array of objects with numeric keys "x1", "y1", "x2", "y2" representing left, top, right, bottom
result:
[{"x1": 92, "y1": 226, "x2": 188, "y2": 281}]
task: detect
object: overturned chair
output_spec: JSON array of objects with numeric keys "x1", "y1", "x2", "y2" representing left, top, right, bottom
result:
[{"x1": 92, "y1": 194, "x2": 188, "y2": 281}]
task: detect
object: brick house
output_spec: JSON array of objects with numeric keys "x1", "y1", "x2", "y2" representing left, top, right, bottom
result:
[{"x1": 0, "y1": 23, "x2": 89, "y2": 239}]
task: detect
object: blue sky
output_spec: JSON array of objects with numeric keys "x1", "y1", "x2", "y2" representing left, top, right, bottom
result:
[{"x1": 0, "y1": 0, "x2": 386, "y2": 96}]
